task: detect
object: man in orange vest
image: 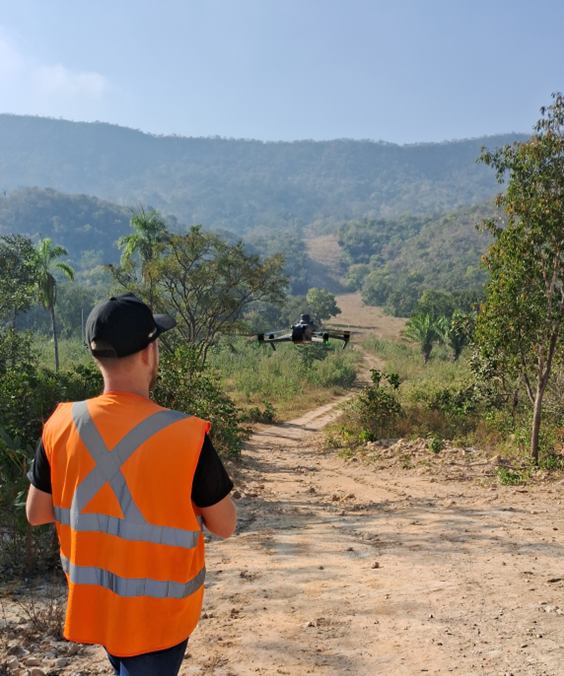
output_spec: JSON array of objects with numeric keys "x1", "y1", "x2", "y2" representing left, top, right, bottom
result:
[{"x1": 26, "y1": 292, "x2": 237, "y2": 676}]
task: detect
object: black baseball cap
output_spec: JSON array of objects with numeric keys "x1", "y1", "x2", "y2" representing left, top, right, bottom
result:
[{"x1": 86, "y1": 292, "x2": 176, "y2": 358}]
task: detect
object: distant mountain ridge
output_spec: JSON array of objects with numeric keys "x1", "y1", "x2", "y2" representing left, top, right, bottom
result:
[{"x1": 0, "y1": 114, "x2": 528, "y2": 235}]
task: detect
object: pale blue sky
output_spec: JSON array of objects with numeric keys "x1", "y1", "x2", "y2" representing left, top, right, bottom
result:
[{"x1": 0, "y1": 0, "x2": 561, "y2": 143}]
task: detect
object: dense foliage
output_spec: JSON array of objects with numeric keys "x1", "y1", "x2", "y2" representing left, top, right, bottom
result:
[
  {"x1": 0, "y1": 115, "x2": 526, "y2": 234},
  {"x1": 0, "y1": 329, "x2": 103, "y2": 573},
  {"x1": 0, "y1": 186, "x2": 493, "y2": 323},
  {"x1": 0, "y1": 235, "x2": 38, "y2": 325},
  {"x1": 338, "y1": 203, "x2": 491, "y2": 315},
  {"x1": 476, "y1": 93, "x2": 564, "y2": 460},
  {"x1": 246, "y1": 233, "x2": 309, "y2": 295}
]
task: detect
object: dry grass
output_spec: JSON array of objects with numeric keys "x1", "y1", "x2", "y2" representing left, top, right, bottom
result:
[
  {"x1": 303, "y1": 234, "x2": 343, "y2": 269},
  {"x1": 242, "y1": 386, "x2": 351, "y2": 422},
  {"x1": 326, "y1": 292, "x2": 407, "y2": 339},
  {"x1": 8, "y1": 578, "x2": 66, "y2": 638}
]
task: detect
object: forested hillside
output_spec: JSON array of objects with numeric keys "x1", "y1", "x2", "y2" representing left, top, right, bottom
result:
[
  {"x1": 0, "y1": 187, "x2": 131, "y2": 266},
  {"x1": 0, "y1": 114, "x2": 526, "y2": 234},
  {"x1": 336, "y1": 201, "x2": 494, "y2": 315}
]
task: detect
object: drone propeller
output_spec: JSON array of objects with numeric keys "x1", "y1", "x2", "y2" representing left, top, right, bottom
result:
[
  {"x1": 232, "y1": 329, "x2": 287, "y2": 337},
  {"x1": 313, "y1": 330, "x2": 362, "y2": 336}
]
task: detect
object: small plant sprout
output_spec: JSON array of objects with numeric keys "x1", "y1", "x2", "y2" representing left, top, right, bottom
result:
[{"x1": 427, "y1": 434, "x2": 443, "y2": 454}]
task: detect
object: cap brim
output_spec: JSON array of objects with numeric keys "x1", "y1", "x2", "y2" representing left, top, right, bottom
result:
[{"x1": 154, "y1": 313, "x2": 177, "y2": 335}]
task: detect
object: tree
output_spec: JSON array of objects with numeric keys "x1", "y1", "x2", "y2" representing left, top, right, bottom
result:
[
  {"x1": 118, "y1": 207, "x2": 168, "y2": 265},
  {"x1": 402, "y1": 313, "x2": 441, "y2": 363},
  {"x1": 35, "y1": 238, "x2": 75, "y2": 371},
  {"x1": 437, "y1": 310, "x2": 473, "y2": 362},
  {"x1": 111, "y1": 225, "x2": 288, "y2": 362},
  {"x1": 476, "y1": 93, "x2": 564, "y2": 461},
  {"x1": 305, "y1": 287, "x2": 342, "y2": 322},
  {"x1": 0, "y1": 235, "x2": 38, "y2": 327},
  {"x1": 117, "y1": 207, "x2": 168, "y2": 309},
  {"x1": 347, "y1": 263, "x2": 371, "y2": 291},
  {"x1": 384, "y1": 272, "x2": 425, "y2": 317},
  {"x1": 413, "y1": 289, "x2": 456, "y2": 320}
]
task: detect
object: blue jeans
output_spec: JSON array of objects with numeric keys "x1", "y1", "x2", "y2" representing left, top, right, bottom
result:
[{"x1": 106, "y1": 638, "x2": 188, "y2": 676}]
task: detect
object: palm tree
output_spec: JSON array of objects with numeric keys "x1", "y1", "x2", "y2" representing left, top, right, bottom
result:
[
  {"x1": 118, "y1": 207, "x2": 167, "y2": 263},
  {"x1": 402, "y1": 313, "x2": 441, "y2": 364},
  {"x1": 35, "y1": 238, "x2": 74, "y2": 371},
  {"x1": 438, "y1": 310, "x2": 474, "y2": 362},
  {"x1": 118, "y1": 207, "x2": 167, "y2": 309}
]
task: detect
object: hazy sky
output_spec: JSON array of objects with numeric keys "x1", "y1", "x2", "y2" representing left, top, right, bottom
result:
[{"x1": 0, "y1": 0, "x2": 562, "y2": 144}]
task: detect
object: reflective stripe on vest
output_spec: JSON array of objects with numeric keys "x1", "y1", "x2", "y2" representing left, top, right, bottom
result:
[
  {"x1": 54, "y1": 401, "x2": 203, "y2": 551},
  {"x1": 60, "y1": 555, "x2": 206, "y2": 600}
]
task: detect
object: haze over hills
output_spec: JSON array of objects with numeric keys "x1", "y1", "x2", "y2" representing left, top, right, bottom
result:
[{"x1": 0, "y1": 114, "x2": 527, "y2": 235}]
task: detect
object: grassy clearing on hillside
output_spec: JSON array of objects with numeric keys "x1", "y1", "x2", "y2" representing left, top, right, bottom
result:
[
  {"x1": 325, "y1": 292, "x2": 407, "y2": 339},
  {"x1": 209, "y1": 339, "x2": 362, "y2": 421}
]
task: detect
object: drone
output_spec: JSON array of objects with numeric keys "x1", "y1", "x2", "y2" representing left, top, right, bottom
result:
[{"x1": 251, "y1": 314, "x2": 351, "y2": 351}]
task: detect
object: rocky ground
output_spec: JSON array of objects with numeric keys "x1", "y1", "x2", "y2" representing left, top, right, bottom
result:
[{"x1": 2, "y1": 402, "x2": 564, "y2": 676}]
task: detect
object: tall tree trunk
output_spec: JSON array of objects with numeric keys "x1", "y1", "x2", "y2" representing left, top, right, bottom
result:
[
  {"x1": 530, "y1": 385, "x2": 544, "y2": 463},
  {"x1": 530, "y1": 322, "x2": 561, "y2": 463},
  {"x1": 50, "y1": 304, "x2": 59, "y2": 372}
]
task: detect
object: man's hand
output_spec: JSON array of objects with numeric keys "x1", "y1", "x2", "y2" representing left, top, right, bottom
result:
[
  {"x1": 199, "y1": 494, "x2": 237, "y2": 538},
  {"x1": 26, "y1": 485, "x2": 55, "y2": 525}
]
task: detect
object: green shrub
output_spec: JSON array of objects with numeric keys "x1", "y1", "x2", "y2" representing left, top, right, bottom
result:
[
  {"x1": 427, "y1": 434, "x2": 444, "y2": 454},
  {"x1": 538, "y1": 454, "x2": 564, "y2": 471},
  {"x1": 0, "y1": 330, "x2": 103, "y2": 574},
  {"x1": 338, "y1": 377, "x2": 402, "y2": 443},
  {"x1": 241, "y1": 402, "x2": 277, "y2": 424},
  {"x1": 497, "y1": 467, "x2": 523, "y2": 486}
]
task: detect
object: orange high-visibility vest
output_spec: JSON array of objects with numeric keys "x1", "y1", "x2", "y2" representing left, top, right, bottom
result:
[{"x1": 43, "y1": 392, "x2": 210, "y2": 657}]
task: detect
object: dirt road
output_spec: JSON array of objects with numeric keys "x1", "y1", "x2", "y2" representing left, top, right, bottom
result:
[
  {"x1": 182, "y1": 410, "x2": 564, "y2": 676},
  {"x1": 3, "y1": 401, "x2": 564, "y2": 676}
]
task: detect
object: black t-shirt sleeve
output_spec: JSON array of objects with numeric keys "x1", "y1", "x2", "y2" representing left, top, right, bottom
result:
[
  {"x1": 192, "y1": 434, "x2": 234, "y2": 508},
  {"x1": 27, "y1": 431, "x2": 233, "y2": 508},
  {"x1": 27, "y1": 438, "x2": 52, "y2": 494}
]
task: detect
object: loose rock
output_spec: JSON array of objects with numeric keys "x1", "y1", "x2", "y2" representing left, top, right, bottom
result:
[
  {"x1": 24, "y1": 658, "x2": 41, "y2": 667},
  {"x1": 6, "y1": 656, "x2": 20, "y2": 670}
]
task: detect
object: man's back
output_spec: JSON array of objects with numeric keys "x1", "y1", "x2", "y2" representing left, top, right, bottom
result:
[
  {"x1": 44, "y1": 392, "x2": 209, "y2": 656},
  {"x1": 27, "y1": 292, "x2": 237, "y2": 673}
]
